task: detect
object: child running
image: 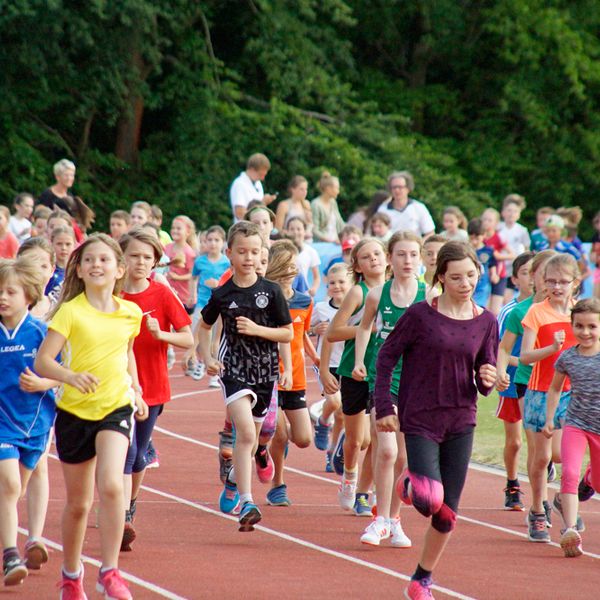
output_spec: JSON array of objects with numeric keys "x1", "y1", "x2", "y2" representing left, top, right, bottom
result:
[
  {"x1": 353, "y1": 231, "x2": 425, "y2": 548},
  {"x1": 0, "y1": 258, "x2": 55, "y2": 586},
  {"x1": 374, "y1": 241, "x2": 498, "y2": 600},
  {"x1": 165, "y1": 216, "x2": 197, "y2": 314},
  {"x1": 35, "y1": 233, "x2": 149, "y2": 600},
  {"x1": 543, "y1": 297, "x2": 600, "y2": 557},
  {"x1": 119, "y1": 229, "x2": 193, "y2": 551},
  {"x1": 198, "y1": 221, "x2": 293, "y2": 531}
]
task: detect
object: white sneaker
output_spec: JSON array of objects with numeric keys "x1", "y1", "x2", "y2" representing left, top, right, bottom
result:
[
  {"x1": 209, "y1": 375, "x2": 220, "y2": 388},
  {"x1": 338, "y1": 478, "x2": 356, "y2": 511},
  {"x1": 360, "y1": 517, "x2": 390, "y2": 546},
  {"x1": 167, "y1": 347, "x2": 175, "y2": 370},
  {"x1": 390, "y1": 517, "x2": 412, "y2": 548},
  {"x1": 190, "y1": 362, "x2": 205, "y2": 381}
]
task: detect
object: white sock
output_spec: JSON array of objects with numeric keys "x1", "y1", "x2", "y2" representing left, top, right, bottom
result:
[
  {"x1": 239, "y1": 493, "x2": 253, "y2": 505},
  {"x1": 63, "y1": 567, "x2": 81, "y2": 579}
]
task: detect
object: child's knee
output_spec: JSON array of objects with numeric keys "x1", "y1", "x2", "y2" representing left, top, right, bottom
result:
[
  {"x1": 0, "y1": 475, "x2": 21, "y2": 500},
  {"x1": 66, "y1": 497, "x2": 93, "y2": 519},
  {"x1": 378, "y1": 444, "x2": 398, "y2": 466},
  {"x1": 505, "y1": 437, "x2": 522, "y2": 455},
  {"x1": 98, "y1": 477, "x2": 123, "y2": 502},
  {"x1": 293, "y1": 436, "x2": 311, "y2": 449},
  {"x1": 407, "y1": 472, "x2": 444, "y2": 518},
  {"x1": 431, "y1": 503, "x2": 457, "y2": 533}
]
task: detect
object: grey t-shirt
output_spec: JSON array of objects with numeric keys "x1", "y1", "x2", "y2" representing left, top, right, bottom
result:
[{"x1": 555, "y1": 346, "x2": 600, "y2": 435}]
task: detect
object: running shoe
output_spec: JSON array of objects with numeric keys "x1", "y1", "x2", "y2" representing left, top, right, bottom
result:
[
  {"x1": 59, "y1": 565, "x2": 87, "y2": 600},
  {"x1": 24, "y1": 539, "x2": 49, "y2": 570},
  {"x1": 129, "y1": 497, "x2": 137, "y2": 521},
  {"x1": 209, "y1": 375, "x2": 220, "y2": 388},
  {"x1": 96, "y1": 568, "x2": 132, "y2": 600},
  {"x1": 219, "y1": 479, "x2": 240, "y2": 514},
  {"x1": 218, "y1": 429, "x2": 234, "y2": 484},
  {"x1": 405, "y1": 577, "x2": 435, "y2": 599},
  {"x1": 578, "y1": 465, "x2": 595, "y2": 502},
  {"x1": 503, "y1": 485, "x2": 524, "y2": 511},
  {"x1": 325, "y1": 451, "x2": 334, "y2": 473},
  {"x1": 238, "y1": 502, "x2": 262, "y2": 532},
  {"x1": 266, "y1": 484, "x2": 292, "y2": 506},
  {"x1": 166, "y1": 346, "x2": 175, "y2": 370},
  {"x1": 314, "y1": 418, "x2": 331, "y2": 452},
  {"x1": 552, "y1": 492, "x2": 585, "y2": 532},
  {"x1": 120, "y1": 510, "x2": 136, "y2": 552},
  {"x1": 547, "y1": 460, "x2": 557, "y2": 483},
  {"x1": 390, "y1": 517, "x2": 412, "y2": 548},
  {"x1": 145, "y1": 440, "x2": 159, "y2": 469},
  {"x1": 255, "y1": 446, "x2": 275, "y2": 483},
  {"x1": 332, "y1": 431, "x2": 345, "y2": 476},
  {"x1": 3, "y1": 555, "x2": 27, "y2": 586},
  {"x1": 190, "y1": 362, "x2": 205, "y2": 381},
  {"x1": 353, "y1": 492, "x2": 373, "y2": 517},
  {"x1": 309, "y1": 398, "x2": 325, "y2": 424},
  {"x1": 360, "y1": 517, "x2": 390, "y2": 546},
  {"x1": 527, "y1": 510, "x2": 550, "y2": 543},
  {"x1": 338, "y1": 477, "x2": 356, "y2": 511},
  {"x1": 543, "y1": 499, "x2": 552, "y2": 528},
  {"x1": 559, "y1": 527, "x2": 583, "y2": 558}
]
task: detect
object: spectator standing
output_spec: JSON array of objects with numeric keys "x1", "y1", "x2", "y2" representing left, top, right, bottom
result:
[{"x1": 230, "y1": 154, "x2": 277, "y2": 222}]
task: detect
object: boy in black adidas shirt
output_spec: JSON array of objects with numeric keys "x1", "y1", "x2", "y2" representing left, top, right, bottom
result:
[{"x1": 199, "y1": 221, "x2": 292, "y2": 531}]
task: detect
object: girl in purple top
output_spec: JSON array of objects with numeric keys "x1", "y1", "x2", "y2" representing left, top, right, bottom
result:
[{"x1": 374, "y1": 242, "x2": 498, "y2": 600}]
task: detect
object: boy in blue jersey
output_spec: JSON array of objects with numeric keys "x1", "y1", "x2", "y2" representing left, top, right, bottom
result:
[
  {"x1": 0, "y1": 258, "x2": 56, "y2": 586},
  {"x1": 468, "y1": 218, "x2": 498, "y2": 308}
]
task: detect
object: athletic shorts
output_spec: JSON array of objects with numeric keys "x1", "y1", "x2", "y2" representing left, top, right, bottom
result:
[
  {"x1": 367, "y1": 390, "x2": 398, "y2": 415},
  {"x1": 55, "y1": 404, "x2": 135, "y2": 464},
  {"x1": 278, "y1": 390, "x2": 307, "y2": 411},
  {"x1": 0, "y1": 431, "x2": 50, "y2": 470},
  {"x1": 220, "y1": 377, "x2": 275, "y2": 423},
  {"x1": 495, "y1": 396, "x2": 521, "y2": 423},
  {"x1": 340, "y1": 375, "x2": 369, "y2": 416},
  {"x1": 523, "y1": 389, "x2": 570, "y2": 433},
  {"x1": 515, "y1": 383, "x2": 527, "y2": 399},
  {"x1": 491, "y1": 277, "x2": 508, "y2": 296},
  {"x1": 506, "y1": 278, "x2": 516, "y2": 290}
]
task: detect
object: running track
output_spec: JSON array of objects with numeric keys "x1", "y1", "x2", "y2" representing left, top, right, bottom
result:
[{"x1": 11, "y1": 366, "x2": 600, "y2": 599}]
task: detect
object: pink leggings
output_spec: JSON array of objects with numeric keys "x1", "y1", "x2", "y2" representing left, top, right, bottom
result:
[{"x1": 560, "y1": 425, "x2": 600, "y2": 494}]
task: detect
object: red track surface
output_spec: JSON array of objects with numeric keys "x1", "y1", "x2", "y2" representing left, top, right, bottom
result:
[{"x1": 9, "y1": 369, "x2": 600, "y2": 599}]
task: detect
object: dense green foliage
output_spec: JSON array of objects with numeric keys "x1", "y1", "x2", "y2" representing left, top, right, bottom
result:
[{"x1": 1, "y1": 1, "x2": 598, "y2": 236}]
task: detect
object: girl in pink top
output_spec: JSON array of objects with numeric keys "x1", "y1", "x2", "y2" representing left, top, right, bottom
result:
[{"x1": 165, "y1": 215, "x2": 197, "y2": 312}]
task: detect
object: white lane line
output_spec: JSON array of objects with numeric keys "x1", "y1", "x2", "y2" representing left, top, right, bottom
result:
[
  {"x1": 140, "y1": 484, "x2": 475, "y2": 600},
  {"x1": 17, "y1": 526, "x2": 187, "y2": 599},
  {"x1": 171, "y1": 389, "x2": 215, "y2": 400}
]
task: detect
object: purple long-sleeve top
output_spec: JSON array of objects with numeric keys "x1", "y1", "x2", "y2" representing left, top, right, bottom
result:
[{"x1": 374, "y1": 301, "x2": 498, "y2": 443}]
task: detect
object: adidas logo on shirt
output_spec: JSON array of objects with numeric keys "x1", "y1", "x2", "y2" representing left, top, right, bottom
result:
[
  {"x1": 228, "y1": 301, "x2": 239, "y2": 309},
  {"x1": 293, "y1": 316, "x2": 302, "y2": 323}
]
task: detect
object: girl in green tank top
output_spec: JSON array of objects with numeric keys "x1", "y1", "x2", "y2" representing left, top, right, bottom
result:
[{"x1": 352, "y1": 232, "x2": 424, "y2": 546}]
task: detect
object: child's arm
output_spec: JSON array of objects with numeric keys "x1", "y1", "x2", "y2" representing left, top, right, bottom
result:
[
  {"x1": 127, "y1": 340, "x2": 149, "y2": 421},
  {"x1": 327, "y1": 285, "x2": 363, "y2": 342},
  {"x1": 279, "y1": 342, "x2": 293, "y2": 390},
  {"x1": 19, "y1": 368, "x2": 60, "y2": 393},
  {"x1": 198, "y1": 317, "x2": 223, "y2": 374},
  {"x1": 489, "y1": 264, "x2": 499, "y2": 285},
  {"x1": 35, "y1": 330, "x2": 99, "y2": 393},
  {"x1": 308, "y1": 265, "x2": 320, "y2": 297},
  {"x1": 235, "y1": 317, "x2": 293, "y2": 343},
  {"x1": 189, "y1": 275, "x2": 198, "y2": 308},
  {"x1": 145, "y1": 315, "x2": 194, "y2": 349},
  {"x1": 520, "y1": 326, "x2": 565, "y2": 365},
  {"x1": 303, "y1": 332, "x2": 319, "y2": 367},
  {"x1": 352, "y1": 287, "x2": 380, "y2": 381},
  {"x1": 274, "y1": 201, "x2": 288, "y2": 232},
  {"x1": 318, "y1": 337, "x2": 339, "y2": 394},
  {"x1": 168, "y1": 271, "x2": 192, "y2": 281},
  {"x1": 542, "y1": 371, "x2": 567, "y2": 437},
  {"x1": 495, "y1": 330, "x2": 518, "y2": 391}
]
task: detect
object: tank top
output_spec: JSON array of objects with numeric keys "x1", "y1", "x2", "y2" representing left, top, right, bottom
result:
[{"x1": 368, "y1": 279, "x2": 426, "y2": 393}]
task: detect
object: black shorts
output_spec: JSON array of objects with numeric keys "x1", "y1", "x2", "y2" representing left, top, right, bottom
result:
[
  {"x1": 278, "y1": 390, "x2": 307, "y2": 411},
  {"x1": 368, "y1": 391, "x2": 398, "y2": 415},
  {"x1": 515, "y1": 383, "x2": 527, "y2": 399},
  {"x1": 491, "y1": 277, "x2": 507, "y2": 296},
  {"x1": 55, "y1": 404, "x2": 135, "y2": 464},
  {"x1": 506, "y1": 278, "x2": 516, "y2": 290},
  {"x1": 340, "y1": 375, "x2": 369, "y2": 416},
  {"x1": 220, "y1": 377, "x2": 275, "y2": 422}
]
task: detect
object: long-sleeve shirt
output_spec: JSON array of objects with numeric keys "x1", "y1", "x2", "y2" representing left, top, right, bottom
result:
[{"x1": 374, "y1": 301, "x2": 498, "y2": 443}]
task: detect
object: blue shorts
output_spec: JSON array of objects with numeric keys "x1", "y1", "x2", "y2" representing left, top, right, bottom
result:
[
  {"x1": 0, "y1": 431, "x2": 50, "y2": 470},
  {"x1": 523, "y1": 389, "x2": 570, "y2": 433}
]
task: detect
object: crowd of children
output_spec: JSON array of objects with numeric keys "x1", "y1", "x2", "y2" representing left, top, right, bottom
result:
[{"x1": 1, "y1": 158, "x2": 600, "y2": 600}]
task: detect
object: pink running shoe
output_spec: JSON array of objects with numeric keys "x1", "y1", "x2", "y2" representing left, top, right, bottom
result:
[
  {"x1": 96, "y1": 568, "x2": 132, "y2": 600},
  {"x1": 58, "y1": 566, "x2": 87, "y2": 600},
  {"x1": 255, "y1": 446, "x2": 275, "y2": 483},
  {"x1": 404, "y1": 577, "x2": 435, "y2": 599}
]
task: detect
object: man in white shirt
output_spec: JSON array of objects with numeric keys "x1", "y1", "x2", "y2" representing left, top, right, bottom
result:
[
  {"x1": 229, "y1": 153, "x2": 277, "y2": 222},
  {"x1": 376, "y1": 170, "x2": 435, "y2": 237}
]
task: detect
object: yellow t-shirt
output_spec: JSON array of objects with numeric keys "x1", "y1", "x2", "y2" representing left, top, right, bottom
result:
[{"x1": 49, "y1": 292, "x2": 142, "y2": 420}]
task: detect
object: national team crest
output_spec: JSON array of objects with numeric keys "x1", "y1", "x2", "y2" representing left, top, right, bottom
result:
[{"x1": 255, "y1": 293, "x2": 269, "y2": 308}]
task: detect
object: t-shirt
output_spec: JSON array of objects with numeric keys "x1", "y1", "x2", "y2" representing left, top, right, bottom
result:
[
  {"x1": 49, "y1": 293, "x2": 142, "y2": 420},
  {"x1": 121, "y1": 280, "x2": 191, "y2": 406},
  {"x1": 498, "y1": 222, "x2": 530, "y2": 276},
  {"x1": 555, "y1": 347, "x2": 600, "y2": 435},
  {"x1": 484, "y1": 232, "x2": 507, "y2": 278},
  {"x1": 440, "y1": 229, "x2": 468, "y2": 243},
  {"x1": 0, "y1": 313, "x2": 55, "y2": 443},
  {"x1": 530, "y1": 234, "x2": 582, "y2": 261},
  {"x1": 473, "y1": 246, "x2": 496, "y2": 307},
  {"x1": 217, "y1": 268, "x2": 309, "y2": 294},
  {"x1": 0, "y1": 231, "x2": 19, "y2": 259},
  {"x1": 165, "y1": 243, "x2": 196, "y2": 307},
  {"x1": 45, "y1": 266, "x2": 64, "y2": 301},
  {"x1": 592, "y1": 232, "x2": 600, "y2": 267},
  {"x1": 377, "y1": 199, "x2": 435, "y2": 236},
  {"x1": 521, "y1": 298, "x2": 576, "y2": 392},
  {"x1": 311, "y1": 299, "x2": 343, "y2": 367},
  {"x1": 374, "y1": 302, "x2": 498, "y2": 442},
  {"x1": 506, "y1": 295, "x2": 534, "y2": 386},
  {"x1": 8, "y1": 216, "x2": 32, "y2": 243},
  {"x1": 297, "y1": 245, "x2": 321, "y2": 279},
  {"x1": 201, "y1": 276, "x2": 292, "y2": 385},
  {"x1": 192, "y1": 254, "x2": 230, "y2": 309},
  {"x1": 282, "y1": 290, "x2": 313, "y2": 391},
  {"x1": 498, "y1": 298, "x2": 519, "y2": 398},
  {"x1": 229, "y1": 171, "x2": 264, "y2": 222}
]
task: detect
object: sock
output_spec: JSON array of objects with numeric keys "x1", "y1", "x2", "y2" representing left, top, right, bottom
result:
[
  {"x1": 343, "y1": 467, "x2": 358, "y2": 482},
  {"x1": 3, "y1": 547, "x2": 19, "y2": 562},
  {"x1": 223, "y1": 420, "x2": 233, "y2": 433},
  {"x1": 227, "y1": 467, "x2": 236, "y2": 484},
  {"x1": 412, "y1": 564, "x2": 432, "y2": 582},
  {"x1": 318, "y1": 415, "x2": 331, "y2": 427},
  {"x1": 62, "y1": 566, "x2": 81, "y2": 579},
  {"x1": 507, "y1": 479, "x2": 519, "y2": 488},
  {"x1": 239, "y1": 493, "x2": 253, "y2": 505},
  {"x1": 100, "y1": 566, "x2": 116, "y2": 575}
]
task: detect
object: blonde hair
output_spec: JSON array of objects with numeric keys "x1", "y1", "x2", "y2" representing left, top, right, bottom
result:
[
  {"x1": 442, "y1": 206, "x2": 468, "y2": 230},
  {"x1": 50, "y1": 234, "x2": 125, "y2": 318},
  {"x1": 18, "y1": 236, "x2": 56, "y2": 266},
  {"x1": 247, "y1": 153, "x2": 271, "y2": 170},
  {"x1": 131, "y1": 201, "x2": 152, "y2": 218},
  {"x1": 388, "y1": 230, "x2": 422, "y2": 255},
  {"x1": 173, "y1": 215, "x2": 198, "y2": 251},
  {"x1": 349, "y1": 237, "x2": 386, "y2": 284},
  {"x1": 326, "y1": 262, "x2": 350, "y2": 278},
  {"x1": 531, "y1": 249, "x2": 557, "y2": 274},
  {"x1": 119, "y1": 229, "x2": 164, "y2": 267},
  {"x1": 502, "y1": 194, "x2": 526, "y2": 210},
  {"x1": 544, "y1": 253, "x2": 580, "y2": 280},
  {"x1": 266, "y1": 239, "x2": 299, "y2": 282},
  {"x1": 51, "y1": 225, "x2": 76, "y2": 243},
  {"x1": 318, "y1": 171, "x2": 339, "y2": 193},
  {"x1": 0, "y1": 257, "x2": 44, "y2": 308}
]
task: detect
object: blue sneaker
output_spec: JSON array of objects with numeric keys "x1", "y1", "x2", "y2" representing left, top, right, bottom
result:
[
  {"x1": 332, "y1": 431, "x2": 345, "y2": 476},
  {"x1": 353, "y1": 493, "x2": 373, "y2": 517},
  {"x1": 325, "y1": 451, "x2": 334, "y2": 473},
  {"x1": 238, "y1": 502, "x2": 261, "y2": 532},
  {"x1": 266, "y1": 484, "x2": 292, "y2": 506},
  {"x1": 314, "y1": 418, "x2": 331, "y2": 451},
  {"x1": 219, "y1": 480, "x2": 240, "y2": 514}
]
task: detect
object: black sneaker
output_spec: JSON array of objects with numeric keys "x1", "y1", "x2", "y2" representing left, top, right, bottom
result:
[
  {"x1": 504, "y1": 486, "x2": 524, "y2": 511},
  {"x1": 129, "y1": 497, "x2": 137, "y2": 522},
  {"x1": 578, "y1": 465, "x2": 595, "y2": 502},
  {"x1": 543, "y1": 499, "x2": 552, "y2": 528},
  {"x1": 3, "y1": 555, "x2": 27, "y2": 586},
  {"x1": 527, "y1": 510, "x2": 550, "y2": 543}
]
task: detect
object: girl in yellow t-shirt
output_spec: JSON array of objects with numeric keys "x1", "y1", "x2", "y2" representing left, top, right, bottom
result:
[{"x1": 35, "y1": 233, "x2": 148, "y2": 600}]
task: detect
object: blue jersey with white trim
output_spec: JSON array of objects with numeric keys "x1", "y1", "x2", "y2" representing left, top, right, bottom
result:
[{"x1": 0, "y1": 313, "x2": 55, "y2": 443}]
